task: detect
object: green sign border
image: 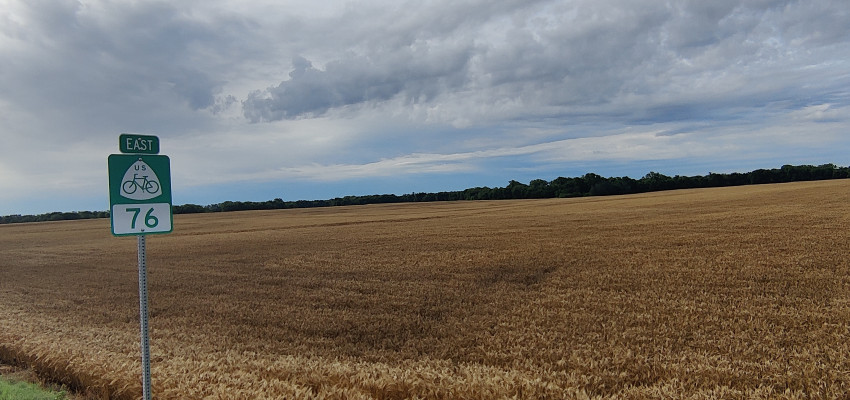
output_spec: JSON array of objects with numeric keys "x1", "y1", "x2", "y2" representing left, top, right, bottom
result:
[{"x1": 108, "y1": 154, "x2": 173, "y2": 236}]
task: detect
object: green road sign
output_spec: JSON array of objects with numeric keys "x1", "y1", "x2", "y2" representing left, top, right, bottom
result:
[
  {"x1": 120, "y1": 134, "x2": 160, "y2": 154},
  {"x1": 108, "y1": 154, "x2": 172, "y2": 236}
]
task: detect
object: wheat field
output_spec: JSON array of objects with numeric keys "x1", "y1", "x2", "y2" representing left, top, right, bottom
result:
[{"x1": 1, "y1": 180, "x2": 849, "y2": 399}]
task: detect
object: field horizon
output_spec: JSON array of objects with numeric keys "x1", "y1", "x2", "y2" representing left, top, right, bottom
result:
[{"x1": 2, "y1": 181, "x2": 849, "y2": 399}]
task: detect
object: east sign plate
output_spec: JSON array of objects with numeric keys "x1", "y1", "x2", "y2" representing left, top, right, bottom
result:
[
  {"x1": 120, "y1": 133, "x2": 160, "y2": 154},
  {"x1": 108, "y1": 154, "x2": 173, "y2": 236}
]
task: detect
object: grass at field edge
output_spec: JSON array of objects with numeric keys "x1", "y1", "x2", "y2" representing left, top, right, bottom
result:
[{"x1": 0, "y1": 364, "x2": 69, "y2": 400}]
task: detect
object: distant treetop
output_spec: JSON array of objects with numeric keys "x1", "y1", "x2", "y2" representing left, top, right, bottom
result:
[{"x1": 2, "y1": 163, "x2": 847, "y2": 224}]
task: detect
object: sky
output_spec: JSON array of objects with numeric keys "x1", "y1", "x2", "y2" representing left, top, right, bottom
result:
[{"x1": 1, "y1": 0, "x2": 849, "y2": 215}]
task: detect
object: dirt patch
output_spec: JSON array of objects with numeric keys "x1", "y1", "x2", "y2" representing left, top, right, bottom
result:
[{"x1": 0, "y1": 362, "x2": 36, "y2": 381}]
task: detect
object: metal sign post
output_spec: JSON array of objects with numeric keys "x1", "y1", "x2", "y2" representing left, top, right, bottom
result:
[
  {"x1": 137, "y1": 235, "x2": 152, "y2": 400},
  {"x1": 109, "y1": 134, "x2": 171, "y2": 400}
]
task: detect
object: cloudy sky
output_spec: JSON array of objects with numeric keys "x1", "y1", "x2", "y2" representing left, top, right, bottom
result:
[{"x1": 2, "y1": 0, "x2": 849, "y2": 215}]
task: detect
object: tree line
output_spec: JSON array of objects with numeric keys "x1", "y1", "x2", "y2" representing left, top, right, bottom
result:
[
  {"x1": 2, "y1": 163, "x2": 848, "y2": 224},
  {"x1": 0, "y1": 210, "x2": 110, "y2": 224}
]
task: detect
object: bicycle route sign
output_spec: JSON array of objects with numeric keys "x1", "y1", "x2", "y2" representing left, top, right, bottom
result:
[{"x1": 109, "y1": 136, "x2": 173, "y2": 236}]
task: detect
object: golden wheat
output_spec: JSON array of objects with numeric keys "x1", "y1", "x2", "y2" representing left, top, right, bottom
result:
[{"x1": 1, "y1": 180, "x2": 849, "y2": 399}]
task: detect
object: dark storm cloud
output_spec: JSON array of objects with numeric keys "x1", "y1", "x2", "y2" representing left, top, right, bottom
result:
[
  {"x1": 241, "y1": 0, "x2": 848, "y2": 126},
  {"x1": 241, "y1": 0, "x2": 543, "y2": 122},
  {"x1": 7, "y1": 0, "x2": 846, "y2": 129},
  {"x1": 243, "y1": 44, "x2": 475, "y2": 122},
  {"x1": 0, "y1": 1, "x2": 254, "y2": 137}
]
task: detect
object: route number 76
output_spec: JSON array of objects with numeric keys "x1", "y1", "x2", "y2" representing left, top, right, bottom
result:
[
  {"x1": 110, "y1": 202, "x2": 171, "y2": 235},
  {"x1": 126, "y1": 207, "x2": 159, "y2": 229}
]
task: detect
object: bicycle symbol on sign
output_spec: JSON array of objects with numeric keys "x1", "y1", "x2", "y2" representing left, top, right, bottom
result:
[{"x1": 123, "y1": 174, "x2": 160, "y2": 195}]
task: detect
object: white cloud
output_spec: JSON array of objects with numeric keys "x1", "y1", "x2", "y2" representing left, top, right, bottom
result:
[
  {"x1": 790, "y1": 104, "x2": 848, "y2": 122},
  {"x1": 1, "y1": 0, "x2": 850, "y2": 213}
]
